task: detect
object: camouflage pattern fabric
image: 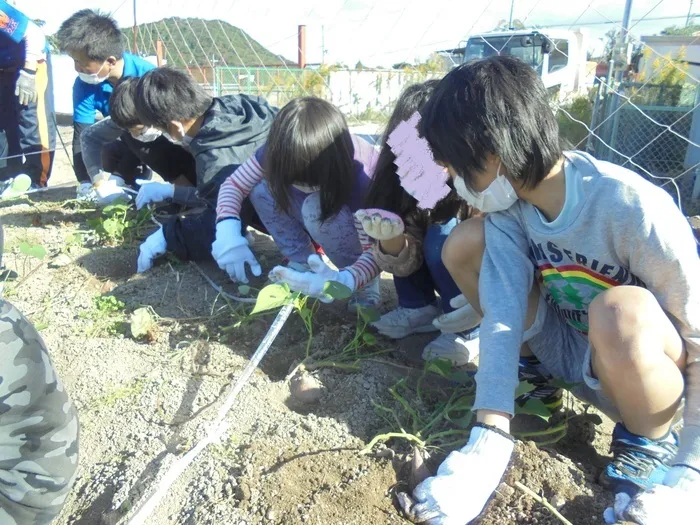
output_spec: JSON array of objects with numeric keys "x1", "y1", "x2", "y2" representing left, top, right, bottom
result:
[{"x1": 0, "y1": 299, "x2": 79, "y2": 524}]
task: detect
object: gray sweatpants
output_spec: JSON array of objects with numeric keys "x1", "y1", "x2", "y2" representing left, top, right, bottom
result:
[{"x1": 79, "y1": 117, "x2": 124, "y2": 180}]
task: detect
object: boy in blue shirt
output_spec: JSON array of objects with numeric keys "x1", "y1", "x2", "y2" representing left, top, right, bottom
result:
[
  {"x1": 56, "y1": 10, "x2": 158, "y2": 201},
  {"x1": 0, "y1": 0, "x2": 56, "y2": 189}
]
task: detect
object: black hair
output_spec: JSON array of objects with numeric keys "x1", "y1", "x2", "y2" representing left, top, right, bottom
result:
[
  {"x1": 135, "y1": 68, "x2": 214, "y2": 130},
  {"x1": 57, "y1": 9, "x2": 125, "y2": 61},
  {"x1": 419, "y1": 55, "x2": 562, "y2": 191},
  {"x1": 264, "y1": 97, "x2": 354, "y2": 222},
  {"x1": 110, "y1": 77, "x2": 141, "y2": 129},
  {"x1": 365, "y1": 81, "x2": 471, "y2": 227}
]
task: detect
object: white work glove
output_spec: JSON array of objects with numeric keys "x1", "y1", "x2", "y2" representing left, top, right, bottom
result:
[
  {"x1": 15, "y1": 69, "x2": 38, "y2": 106},
  {"x1": 94, "y1": 177, "x2": 130, "y2": 205},
  {"x1": 269, "y1": 254, "x2": 355, "y2": 303},
  {"x1": 135, "y1": 179, "x2": 175, "y2": 210},
  {"x1": 137, "y1": 227, "x2": 167, "y2": 273},
  {"x1": 432, "y1": 294, "x2": 482, "y2": 333},
  {"x1": 399, "y1": 425, "x2": 514, "y2": 525},
  {"x1": 603, "y1": 465, "x2": 700, "y2": 524},
  {"x1": 355, "y1": 208, "x2": 405, "y2": 241},
  {"x1": 92, "y1": 170, "x2": 113, "y2": 185},
  {"x1": 211, "y1": 219, "x2": 261, "y2": 284}
]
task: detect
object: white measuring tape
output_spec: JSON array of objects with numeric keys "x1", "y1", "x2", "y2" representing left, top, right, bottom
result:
[{"x1": 126, "y1": 302, "x2": 294, "y2": 524}]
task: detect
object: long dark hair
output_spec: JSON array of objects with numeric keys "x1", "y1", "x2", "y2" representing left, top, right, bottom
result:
[
  {"x1": 264, "y1": 97, "x2": 354, "y2": 222},
  {"x1": 365, "y1": 80, "x2": 470, "y2": 227}
]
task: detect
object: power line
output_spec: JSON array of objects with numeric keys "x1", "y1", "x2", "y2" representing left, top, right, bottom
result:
[{"x1": 537, "y1": 14, "x2": 698, "y2": 28}]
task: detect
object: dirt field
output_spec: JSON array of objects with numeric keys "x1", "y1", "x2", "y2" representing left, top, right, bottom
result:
[{"x1": 1, "y1": 126, "x2": 620, "y2": 525}]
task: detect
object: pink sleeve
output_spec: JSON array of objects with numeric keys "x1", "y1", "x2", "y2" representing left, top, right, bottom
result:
[
  {"x1": 216, "y1": 155, "x2": 265, "y2": 221},
  {"x1": 345, "y1": 214, "x2": 381, "y2": 289}
]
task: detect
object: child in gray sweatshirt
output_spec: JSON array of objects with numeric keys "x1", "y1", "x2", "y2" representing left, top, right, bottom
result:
[{"x1": 397, "y1": 55, "x2": 700, "y2": 525}]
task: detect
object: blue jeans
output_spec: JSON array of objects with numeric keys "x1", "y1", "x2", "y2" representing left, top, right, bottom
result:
[{"x1": 393, "y1": 218, "x2": 462, "y2": 313}]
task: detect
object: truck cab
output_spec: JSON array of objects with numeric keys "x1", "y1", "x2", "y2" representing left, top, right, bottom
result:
[{"x1": 462, "y1": 29, "x2": 588, "y2": 100}]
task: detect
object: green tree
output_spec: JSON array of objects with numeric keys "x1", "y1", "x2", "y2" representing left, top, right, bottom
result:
[
  {"x1": 401, "y1": 53, "x2": 449, "y2": 77},
  {"x1": 557, "y1": 95, "x2": 593, "y2": 148},
  {"x1": 633, "y1": 47, "x2": 690, "y2": 106},
  {"x1": 661, "y1": 24, "x2": 700, "y2": 36},
  {"x1": 493, "y1": 19, "x2": 526, "y2": 31},
  {"x1": 114, "y1": 17, "x2": 294, "y2": 67}
]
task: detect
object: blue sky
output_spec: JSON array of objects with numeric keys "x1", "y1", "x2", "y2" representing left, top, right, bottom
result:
[{"x1": 20, "y1": 0, "x2": 696, "y2": 66}]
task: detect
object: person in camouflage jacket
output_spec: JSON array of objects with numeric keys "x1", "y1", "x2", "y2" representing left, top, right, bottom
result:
[{"x1": 0, "y1": 221, "x2": 79, "y2": 524}]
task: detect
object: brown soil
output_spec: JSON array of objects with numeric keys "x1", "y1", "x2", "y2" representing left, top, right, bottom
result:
[{"x1": 0, "y1": 127, "x2": 620, "y2": 525}]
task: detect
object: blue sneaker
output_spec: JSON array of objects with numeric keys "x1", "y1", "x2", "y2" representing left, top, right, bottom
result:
[{"x1": 600, "y1": 423, "x2": 678, "y2": 495}]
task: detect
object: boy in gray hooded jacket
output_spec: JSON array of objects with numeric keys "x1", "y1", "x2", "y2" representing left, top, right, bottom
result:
[{"x1": 398, "y1": 55, "x2": 700, "y2": 525}]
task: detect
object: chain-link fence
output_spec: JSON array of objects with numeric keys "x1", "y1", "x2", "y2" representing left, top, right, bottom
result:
[
  {"x1": 588, "y1": 82, "x2": 700, "y2": 214},
  {"x1": 2, "y1": 0, "x2": 699, "y2": 216},
  {"x1": 146, "y1": 1, "x2": 700, "y2": 219}
]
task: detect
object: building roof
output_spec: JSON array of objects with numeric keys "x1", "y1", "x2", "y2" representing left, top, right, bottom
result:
[{"x1": 641, "y1": 35, "x2": 700, "y2": 46}]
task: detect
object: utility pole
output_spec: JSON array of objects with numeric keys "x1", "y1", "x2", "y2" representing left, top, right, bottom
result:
[
  {"x1": 615, "y1": 0, "x2": 633, "y2": 82},
  {"x1": 321, "y1": 25, "x2": 326, "y2": 65},
  {"x1": 688, "y1": 0, "x2": 695, "y2": 27},
  {"x1": 133, "y1": 0, "x2": 138, "y2": 54},
  {"x1": 508, "y1": 0, "x2": 515, "y2": 29}
]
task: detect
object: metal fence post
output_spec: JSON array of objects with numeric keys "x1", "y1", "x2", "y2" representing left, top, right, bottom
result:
[{"x1": 686, "y1": 85, "x2": 700, "y2": 203}]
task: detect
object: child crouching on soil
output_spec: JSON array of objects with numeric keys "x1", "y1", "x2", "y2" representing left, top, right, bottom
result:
[
  {"x1": 131, "y1": 68, "x2": 277, "y2": 273},
  {"x1": 398, "y1": 55, "x2": 700, "y2": 525},
  {"x1": 358, "y1": 80, "x2": 480, "y2": 365},
  {"x1": 214, "y1": 97, "x2": 381, "y2": 310}
]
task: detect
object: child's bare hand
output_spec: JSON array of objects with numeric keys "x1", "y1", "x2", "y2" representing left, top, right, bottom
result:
[{"x1": 355, "y1": 209, "x2": 405, "y2": 241}]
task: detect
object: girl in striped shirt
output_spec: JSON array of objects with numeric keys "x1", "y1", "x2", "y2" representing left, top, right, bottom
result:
[{"x1": 213, "y1": 97, "x2": 381, "y2": 308}]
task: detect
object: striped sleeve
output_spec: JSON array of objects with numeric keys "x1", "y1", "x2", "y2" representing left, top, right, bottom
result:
[
  {"x1": 216, "y1": 155, "x2": 265, "y2": 221},
  {"x1": 345, "y1": 215, "x2": 381, "y2": 289}
]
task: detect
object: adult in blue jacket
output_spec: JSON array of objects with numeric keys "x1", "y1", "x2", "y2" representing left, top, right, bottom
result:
[{"x1": 0, "y1": 0, "x2": 56, "y2": 189}]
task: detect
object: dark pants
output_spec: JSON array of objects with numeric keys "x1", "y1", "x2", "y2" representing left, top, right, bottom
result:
[
  {"x1": 0, "y1": 56, "x2": 56, "y2": 186},
  {"x1": 162, "y1": 198, "x2": 263, "y2": 262},
  {"x1": 393, "y1": 218, "x2": 462, "y2": 313},
  {"x1": 101, "y1": 133, "x2": 197, "y2": 186}
]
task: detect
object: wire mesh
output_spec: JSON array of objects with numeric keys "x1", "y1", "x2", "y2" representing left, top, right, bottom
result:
[{"x1": 1, "y1": 1, "x2": 698, "y2": 217}]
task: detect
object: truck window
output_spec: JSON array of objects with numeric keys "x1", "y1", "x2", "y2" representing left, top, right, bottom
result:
[
  {"x1": 464, "y1": 35, "x2": 543, "y2": 71},
  {"x1": 548, "y1": 39, "x2": 569, "y2": 73}
]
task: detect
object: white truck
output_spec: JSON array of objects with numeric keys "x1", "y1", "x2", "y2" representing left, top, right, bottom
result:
[{"x1": 460, "y1": 28, "x2": 592, "y2": 100}]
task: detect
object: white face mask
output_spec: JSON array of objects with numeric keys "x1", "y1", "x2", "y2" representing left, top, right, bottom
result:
[
  {"x1": 165, "y1": 122, "x2": 193, "y2": 147},
  {"x1": 78, "y1": 61, "x2": 108, "y2": 85},
  {"x1": 453, "y1": 163, "x2": 518, "y2": 213},
  {"x1": 132, "y1": 127, "x2": 162, "y2": 143}
]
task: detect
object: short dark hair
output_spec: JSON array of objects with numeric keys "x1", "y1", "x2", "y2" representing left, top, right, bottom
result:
[
  {"x1": 110, "y1": 77, "x2": 141, "y2": 129},
  {"x1": 365, "y1": 80, "x2": 470, "y2": 225},
  {"x1": 135, "y1": 68, "x2": 214, "y2": 129},
  {"x1": 419, "y1": 55, "x2": 562, "y2": 190},
  {"x1": 265, "y1": 97, "x2": 354, "y2": 222},
  {"x1": 57, "y1": 9, "x2": 125, "y2": 61}
]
